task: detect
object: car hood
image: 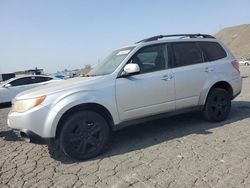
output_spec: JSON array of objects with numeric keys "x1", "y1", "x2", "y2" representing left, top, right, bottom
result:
[{"x1": 15, "y1": 76, "x2": 102, "y2": 100}]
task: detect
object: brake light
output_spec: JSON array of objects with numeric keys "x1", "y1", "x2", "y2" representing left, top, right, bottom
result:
[{"x1": 231, "y1": 60, "x2": 240, "y2": 72}]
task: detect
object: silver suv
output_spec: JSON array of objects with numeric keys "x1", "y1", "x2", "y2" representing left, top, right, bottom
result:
[{"x1": 8, "y1": 34, "x2": 242, "y2": 160}]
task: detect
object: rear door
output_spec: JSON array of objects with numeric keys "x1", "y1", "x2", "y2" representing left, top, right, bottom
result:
[
  {"x1": 170, "y1": 42, "x2": 213, "y2": 109},
  {"x1": 116, "y1": 44, "x2": 176, "y2": 122}
]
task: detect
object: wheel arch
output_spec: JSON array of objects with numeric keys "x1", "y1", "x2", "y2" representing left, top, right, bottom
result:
[
  {"x1": 55, "y1": 103, "x2": 115, "y2": 139},
  {"x1": 202, "y1": 81, "x2": 233, "y2": 106}
]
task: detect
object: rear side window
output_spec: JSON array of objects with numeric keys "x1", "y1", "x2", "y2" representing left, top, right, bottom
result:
[
  {"x1": 199, "y1": 42, "x2": 227, "y2": 61},
  {"x1": 171, "y1": 42, "x2": 203, "y2": 67}
]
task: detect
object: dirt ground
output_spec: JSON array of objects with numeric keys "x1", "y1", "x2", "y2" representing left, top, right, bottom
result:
[{"x1": 1, "y1": 67, "x2": 250, "y2": 188}]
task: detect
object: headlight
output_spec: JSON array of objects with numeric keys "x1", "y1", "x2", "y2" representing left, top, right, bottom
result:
[{"x1": 12, "y1": 96, "x2": 46, "y2": 113}]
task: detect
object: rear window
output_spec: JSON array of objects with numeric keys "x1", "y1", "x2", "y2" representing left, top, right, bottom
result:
[{"x1": 199, "y1": 42, "x2": 227, "y2": 61}]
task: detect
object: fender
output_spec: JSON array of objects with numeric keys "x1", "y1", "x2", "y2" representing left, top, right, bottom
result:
[
  {"x1": 42, "y1": 90, "x2": 119, "y2": 138},
  {"x1": 198, "y1": 74, "x2": 233, "y2": 106}
]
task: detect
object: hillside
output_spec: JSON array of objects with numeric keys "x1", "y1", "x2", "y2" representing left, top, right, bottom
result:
[{"x1": 215, "y1": 24, "x2": 250, "y2": 58}]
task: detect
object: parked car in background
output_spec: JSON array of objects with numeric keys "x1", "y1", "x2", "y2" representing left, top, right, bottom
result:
[
  {"x1": 54, "y1": 75, "x2": 65, "y2": 80},
  {"x1": 239, "y1": 60, "x2": 250, "y2": 66},
  {"x1": 0, "y1": 75, "x2": 61, "y2": 104}
]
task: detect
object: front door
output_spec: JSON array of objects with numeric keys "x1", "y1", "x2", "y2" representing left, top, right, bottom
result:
[{"x1": 116, "y1": 44, "x2": 175, "y2": 122}]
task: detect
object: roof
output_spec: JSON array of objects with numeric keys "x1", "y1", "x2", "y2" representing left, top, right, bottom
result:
[{"x1": 118, "y1": 34, "x2": 217, "y2": 52}]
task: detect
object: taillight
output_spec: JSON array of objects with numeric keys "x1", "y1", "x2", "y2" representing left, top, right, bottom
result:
[{"x1": 231, "y1": 60, "x2": 240, "y2": 72}]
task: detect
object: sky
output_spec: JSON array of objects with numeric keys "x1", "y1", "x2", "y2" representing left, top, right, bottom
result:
[{"x1": 0, "y1": 0, "x2": 249, "y2": 73}]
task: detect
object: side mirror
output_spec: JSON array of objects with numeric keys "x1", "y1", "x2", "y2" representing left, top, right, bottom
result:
[
  {"x1": 122, "y1": 63, "x2": 140, "y2": 76},
  {"x1": 4, "y1": 84, "x2": 11, "y2": 88}
]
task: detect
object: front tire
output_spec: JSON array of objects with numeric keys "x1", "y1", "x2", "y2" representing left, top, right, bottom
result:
[
  {"x1": 203, "y1": 88, "x2": 231, "y2": 122},
  {"x1": 60, "y1": 111, "x2": 110, "y2": 160}
]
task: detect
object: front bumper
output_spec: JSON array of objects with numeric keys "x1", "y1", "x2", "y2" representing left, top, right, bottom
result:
[
  {"x1": 12, "y1": 128, "x2": 54, "y2": 144},
  {"x1": 8, "y1": 104, "x2": 58, "y2": 138}
]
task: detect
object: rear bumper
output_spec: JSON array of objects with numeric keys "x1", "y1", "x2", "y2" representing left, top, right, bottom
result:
[
  {"x1": 230, "y1": 77, "x2": 242, "y2": 99},
  {"x1": 232, "y1": 91, "x2": 241, "y2": 99}
]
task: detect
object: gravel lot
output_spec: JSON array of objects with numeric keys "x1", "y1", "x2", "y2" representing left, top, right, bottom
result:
[{"x1": 1, "y1": 67, "x2": 250, "y2": 188}]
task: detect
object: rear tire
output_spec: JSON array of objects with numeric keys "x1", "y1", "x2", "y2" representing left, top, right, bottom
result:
[
  {"x1": 60, "y1": 111, "x2": 110, "y2": 160},
  {"x1": 203, "y1": 88, "x2": 231, "y2": 122}
]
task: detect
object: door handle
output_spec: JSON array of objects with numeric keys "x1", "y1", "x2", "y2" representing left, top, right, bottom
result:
[
  {"x1": 161, "y1": 75, "x2": 173, "y2": 81},
  {"x1": 204, "y1": 67, "x2": 214, "y2": 73}
]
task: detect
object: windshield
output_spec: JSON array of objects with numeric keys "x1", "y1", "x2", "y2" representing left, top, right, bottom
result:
[
  {"x1": 0, "y1": 79, "x2": 13, "y2": 87},
  {"x1": 88, "y1": 47, "x2": 135, "y2": 76}
]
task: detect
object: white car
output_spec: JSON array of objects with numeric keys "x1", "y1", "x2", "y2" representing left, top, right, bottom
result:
[
  {"x1": 0, "y1": 75, "x2": 60, "y2": 104},
  {"x1": 239, "y1": 60, "x2": 250, "y2": 66}
]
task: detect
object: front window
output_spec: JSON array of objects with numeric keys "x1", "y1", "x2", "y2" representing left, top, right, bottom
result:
[
  {"x1": 88, "y1": 47, "x2": 135, "y2": 76},
  {"x1": 10, "y1": 77, "x2": 32, "y2": 86},
  {"x1": 129, "y1": 44, "x2": 168, "y2": 74}
]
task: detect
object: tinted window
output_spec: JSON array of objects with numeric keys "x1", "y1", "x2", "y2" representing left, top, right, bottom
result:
[
  {"x1": 130, "y1": 44, "x2": 167, "y2": 73},
  {"x1": 199, "y1": 42, "x2": 227, "y2": 61},
  {"x1": 10, "y1": 77, "x2": 32, "y2": 86},
  {"x1": 171, "y1": 42, "x2": 203, "y2": 67},
  {"x1": 31, "y1": 76, "x2": 52, "y2": 84}
]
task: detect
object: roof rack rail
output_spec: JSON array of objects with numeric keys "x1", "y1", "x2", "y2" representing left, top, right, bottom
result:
[{"x1": 136, "y1": 34, "x2": 215, "y2": 43}]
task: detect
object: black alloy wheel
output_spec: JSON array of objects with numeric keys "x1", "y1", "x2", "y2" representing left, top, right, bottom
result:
[
  {"x1": 60, "y1": 111, "x2": 110, "y2": 160},
  {"x1": 203, "y1": 88, "x2": 231, "y2": 122}
]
